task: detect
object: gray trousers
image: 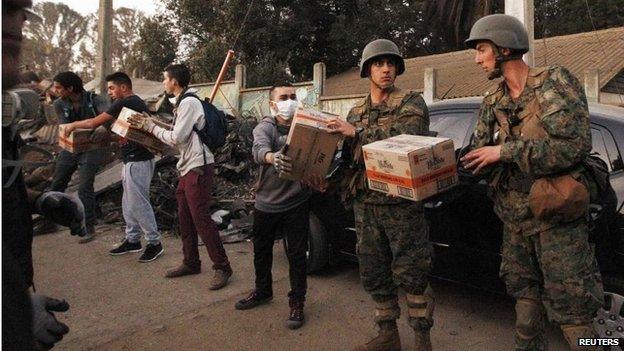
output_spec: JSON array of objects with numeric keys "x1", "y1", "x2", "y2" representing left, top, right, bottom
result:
[{"x1": 121, "y1": 159, "x2": 161, "y2": 244}]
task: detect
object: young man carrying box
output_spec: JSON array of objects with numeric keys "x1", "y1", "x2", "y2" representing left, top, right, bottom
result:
[
  {"x1": 62, "y1": 72, "x2": 164, "y2": 262},
  {"x1": 234, "y1": 83, "x2": 311, "y2": 329},
  {"x1": 128, "y1": 64, "x2": 232, "y2": 289},
  {"x1": 49, "y1": 71, "x2": 109, "y2": 243},
  {"x1": 327, "y1": 39, "x2": 435, "y2": 351}
]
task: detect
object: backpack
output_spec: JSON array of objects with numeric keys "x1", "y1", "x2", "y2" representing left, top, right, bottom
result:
[
  {"x1": 583, "y1": 154, "x2": 618, "y2": 215},
  {"x1": 178, "y1": 92, "x2": 228, "y2": 151}
]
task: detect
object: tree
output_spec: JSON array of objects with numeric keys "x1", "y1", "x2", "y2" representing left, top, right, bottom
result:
[
  {"x1": 164, "y1": 0, "x2": 432, "y2": 85},
  {"x1": 164, "y1": 0, "x2": 623, "y2": 86},
  {"x1": 22, "y1": 2, "x2": 88, "y2": 79},
  {"x1": 135, "y1": 15, "x2": 179, "y2": 80},
  {"x1": 535, "y1": 0, "x2": 624, "y2": 38},
  {"x1": 76, "y1": 7, "x2": 147, "y2": 81},
  {"x1": 112, "y1": 8, "x2": 145, "y2": 74}
]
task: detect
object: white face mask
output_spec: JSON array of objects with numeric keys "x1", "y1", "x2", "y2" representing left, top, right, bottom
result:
[{"x1": 271, "y1": 99, "x2": 298, "y2": 120}]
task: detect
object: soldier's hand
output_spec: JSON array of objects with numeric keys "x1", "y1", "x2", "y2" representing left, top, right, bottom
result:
[
  {"x1": 460, "y1": 145, "x2": 502, "y2": 174},
  {"x1": 31, "y1": 294, "x2": 70, "y2": 350},
  {"x1": 327, "y1": 118, "x2": 357, "y2": 138}
]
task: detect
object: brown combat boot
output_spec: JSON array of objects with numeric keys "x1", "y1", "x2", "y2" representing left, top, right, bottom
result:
[
  {"x1": 561, "y1": 324, "x2": 601, "y2": 351},
  {"x1": 413, "y1": 329, "x2": 432, "y2": 351},
  {"x1": 406, "y1": 287, "x2": 435, "y2": 351},
  {"x1": 352, "y1": 328, "x2": 401, "y2": 351}
]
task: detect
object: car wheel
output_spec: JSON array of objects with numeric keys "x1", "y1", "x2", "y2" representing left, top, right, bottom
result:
[
  {"x1": 307, "y1": 212, "x2": 329, "y2": 274},
  {"x1": 593, "y1": 291, "x2": 624, "y2": 349}
]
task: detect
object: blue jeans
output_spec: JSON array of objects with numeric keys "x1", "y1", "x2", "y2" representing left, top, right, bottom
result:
[
  {"x1": 49, "y1": 150, "x2": 101, "y2": 226},
  {"x1": 122, "y1": 159, "x2": 161, "y2": 244}
]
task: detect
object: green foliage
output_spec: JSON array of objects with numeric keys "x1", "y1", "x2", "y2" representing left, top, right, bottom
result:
[
  {"x1": 535, "y1": 0, "x2": 624, "y2": 38},
  {"x1": 21, "y1": 2, "x2": 88, "y2": 78},
  {"x1": 135, "y1": 15, "x2": 179, "y2": 81}
]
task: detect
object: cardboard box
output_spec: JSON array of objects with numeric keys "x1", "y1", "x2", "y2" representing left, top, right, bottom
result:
[
  {"x1": 361, "y1": 134, "x2": 458, "y2": 201},
  {"x1": 280, "y1": 108, "x2": 343, "y2": 182},
  {"x1": 111, "y1": 107, "x2": 172, "y2": 153},
  {"x1": 58, "y1": 125, "x2": 108, "y2": 153}
]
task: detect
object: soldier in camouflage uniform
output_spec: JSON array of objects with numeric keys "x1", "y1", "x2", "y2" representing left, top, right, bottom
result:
[
  {"x1": 461, "y1": 14, "x2": 604, "y2": 351},
  {"x1": 328, "y1": 39, "x2": 434, "y2": 351}
]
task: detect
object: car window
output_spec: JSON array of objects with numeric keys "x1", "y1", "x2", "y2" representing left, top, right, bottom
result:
[
  {"x1": 430, "y1": 111, "x2": 477, "y2": 149},
  {"x1": 595, "y1": 125, "x2": 623, "y2": 172},
  {"x1": 591, "y1": 128, "x2": 611, "y2": 171}
]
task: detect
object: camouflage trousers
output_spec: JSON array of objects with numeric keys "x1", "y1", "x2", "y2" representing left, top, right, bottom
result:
[
  {"x1": 354, "y1": 200, "x2": 433, "y2": 330},
  {"x1": 500, "y1": 216, "x2": 604, "y2": 350}
]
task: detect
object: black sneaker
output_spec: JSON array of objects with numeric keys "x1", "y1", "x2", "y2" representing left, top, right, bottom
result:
[
  {"x1": 109, "y1": 239, "x2": 142, "y2": 256},
  {"x1": 235, "y1": 290, "x2": 273, "y2": 310},
  {"x1": 138, "y1": 243, "x2": 164, "y2": 263},
  {"x1": 286, "y1": 298, "x2": 305, "y2": 329}
]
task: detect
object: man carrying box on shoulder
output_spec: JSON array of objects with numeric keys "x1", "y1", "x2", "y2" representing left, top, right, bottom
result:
[
  {"x1": 234, "y1": 83, "x2": 311, "y2": 329},
  {"x1": 127, "y1": 64, "x2": 232, "y2": 289},
  {"x1": 49, "y1": 71, "x2": 109, "y2": 243},
  {"x1": 327, "y1": 39, "x2": 435, "y2": 351},
  {"x1": 63, "y1": 71, "x2": 163, "y2": 262}
]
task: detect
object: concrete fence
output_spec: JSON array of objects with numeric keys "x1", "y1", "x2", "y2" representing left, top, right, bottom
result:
[{"x1": 191, "y1": 62, "x2": 614, "y2": 120}]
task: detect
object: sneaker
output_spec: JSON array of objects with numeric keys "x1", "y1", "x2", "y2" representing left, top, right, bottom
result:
[
  {"x1": 235, "y1": 290, "x2": 273, "y2": 310},
  {"x1": 209, "y1": 267, "x2": 232, "y2": 290},
  {"x1": 286, "y1": 298, "x2": 305, "y2": 330},
  {"x1": 109, "y1": 239, "x2": 142, "y2": 256},
  {"x1": 78, "y1": 225, "x2": 96, "y2": 244},
  {"x1": 138, "y1": 243, "x2": 164, "y2": 262}
]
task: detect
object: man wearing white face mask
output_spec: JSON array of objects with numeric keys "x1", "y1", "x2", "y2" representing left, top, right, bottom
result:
[{"x1": 235, "y1": 83, "x2": 311, "y2": 330}]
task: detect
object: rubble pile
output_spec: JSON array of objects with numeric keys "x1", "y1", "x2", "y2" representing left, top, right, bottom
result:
[{"x1": 21, "y1": 88, "x2": 259, "y2": 242}]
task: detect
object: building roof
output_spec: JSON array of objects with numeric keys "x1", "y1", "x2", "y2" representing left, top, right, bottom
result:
[
  {"x1": 324, "y1": 27, "x2": 624, "y2": 99},
  {"x1": 84, "y1": 77, "x2": 164, "y2": 100}
]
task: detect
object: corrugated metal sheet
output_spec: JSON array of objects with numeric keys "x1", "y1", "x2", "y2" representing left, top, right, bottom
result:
[{"x1": 325, "y1": 27, "x2": 624, "y2": 99}]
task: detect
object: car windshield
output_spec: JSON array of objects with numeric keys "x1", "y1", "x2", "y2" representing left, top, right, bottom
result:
[{"x1": 430, "y1": 110, "x2": 477, "y2": 149}]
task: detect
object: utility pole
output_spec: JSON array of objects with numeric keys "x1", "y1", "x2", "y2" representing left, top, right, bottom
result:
[
  {"x1": 96, "y1": 0, "x2": 113, "y2": 94},
  {"x1": 505, "y1": 0, "x2": 534, "y2": 66}
]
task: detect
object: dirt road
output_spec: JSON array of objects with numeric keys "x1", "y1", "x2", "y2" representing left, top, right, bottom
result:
[{"x1": 33, "y1": 224, "x2": 567, "y2": 350}]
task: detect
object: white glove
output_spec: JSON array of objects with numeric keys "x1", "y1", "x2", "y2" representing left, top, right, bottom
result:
[
  {"x1": 127, "y1": 113, "x2": 155, "y2": 133},
  {"x1": 272, "y1": 149, "x2": 292, "y2": 175}
]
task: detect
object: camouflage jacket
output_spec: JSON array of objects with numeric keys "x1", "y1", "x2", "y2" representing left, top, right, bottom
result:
[
  {"x1": 342, "y1": 87, "x2": 430, "y2": 205},
  {"x1": 472, "y1": 66, "x2": 591, "y2": 228}
]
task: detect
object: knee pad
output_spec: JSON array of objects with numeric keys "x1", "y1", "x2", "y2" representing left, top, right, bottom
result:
[
  {"x1": 406, "y1": 285, "x2": 435, "y2": 328},
  {"x1": 515, "y1": 298, "x2": 545, "y2": 340},
  {"x1": 374, "y1": 298, "x2": 401, "y2": 323}
]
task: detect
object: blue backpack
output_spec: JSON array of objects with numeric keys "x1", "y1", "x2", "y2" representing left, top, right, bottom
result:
[{"x1": 178, "y1": 92, "x2": 228, "y2": 151}]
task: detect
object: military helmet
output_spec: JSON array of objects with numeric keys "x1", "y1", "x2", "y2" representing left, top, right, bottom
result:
[
  {"x1": 465, "y1": 14, "x2": 529, "y2": 53},
  {"x1": 359, "y1": 39, "x2": 405, "y2": 78}
]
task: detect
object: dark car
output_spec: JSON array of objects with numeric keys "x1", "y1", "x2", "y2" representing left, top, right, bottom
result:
[{"x1": 307, "y1": 97, "x2": 624, "y2": 295}]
